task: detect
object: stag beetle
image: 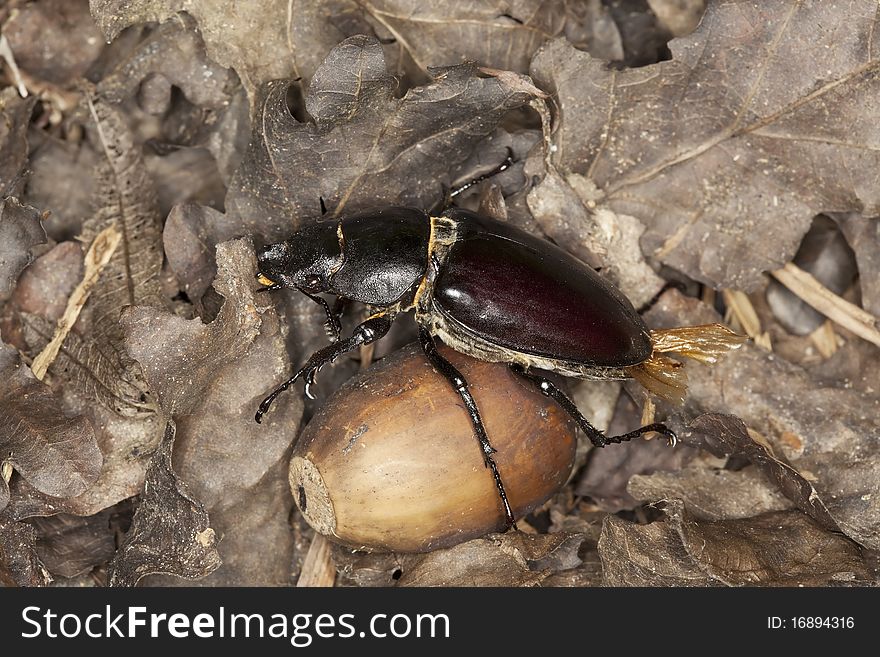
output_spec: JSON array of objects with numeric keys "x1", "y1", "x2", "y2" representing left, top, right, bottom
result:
[{"x1": 252, "y1": 194, "x2": 697, "y2": 529}]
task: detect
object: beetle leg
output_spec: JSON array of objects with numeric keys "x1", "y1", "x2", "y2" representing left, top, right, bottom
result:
[
  {"x1": 301, "y1": 291, "x2": 343, "y2": 342},
  {"x1": 419, "y1": 327, "x2": 517, "y2": 531},
  {"x1": 449, "y1": 147, "x2": 515, "y2": 198},
  {"x1": 255, "y1": 314, "x2": 394, "y2": 423},
  {"x1": 509, "y1": 364, "x2": 678, "y2": 448}
]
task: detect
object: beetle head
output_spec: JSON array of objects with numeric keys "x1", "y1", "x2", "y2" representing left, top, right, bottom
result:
[{"x1": 256, "y1": 222, "x2": 343, "y2": 294}]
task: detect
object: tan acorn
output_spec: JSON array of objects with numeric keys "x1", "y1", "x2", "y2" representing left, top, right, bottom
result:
[{"x1": 289, "y1": 342, "x2": 577, "y2": 552}]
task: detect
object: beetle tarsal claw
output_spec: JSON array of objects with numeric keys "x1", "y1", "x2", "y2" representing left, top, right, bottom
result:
[{"x1": 303, "y1": 369, "x2": 319, "y2": 399}]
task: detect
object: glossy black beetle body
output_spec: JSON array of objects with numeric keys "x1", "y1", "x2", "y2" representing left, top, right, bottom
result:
[{"x1": 256, "y1": 206, "x2": 675, "y2": 528}]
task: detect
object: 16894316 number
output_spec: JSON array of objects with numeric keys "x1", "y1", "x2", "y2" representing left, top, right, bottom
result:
[
  {"x1": 793, "y1": 617, "x2": 854, "y2": 629},
  {"x1": 768, "y1": 617, "x2": 855, "y2": 629}
]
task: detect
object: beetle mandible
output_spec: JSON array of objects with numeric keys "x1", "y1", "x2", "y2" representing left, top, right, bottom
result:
[{"x1": 254, "y1": 201, "x2": 687, "y2": 529}]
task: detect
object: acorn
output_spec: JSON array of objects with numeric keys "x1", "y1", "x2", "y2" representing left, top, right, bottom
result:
[{"x1": 289, "y1": 342, "x2": 577, "y2": 552}]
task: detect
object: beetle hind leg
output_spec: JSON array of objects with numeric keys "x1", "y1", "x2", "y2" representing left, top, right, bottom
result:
[
  {"x1": 419, "y1": 327, "x2": 517, "y2": 531},
  {"x1": 509, "y1": 364, "x2": 678, "y2": 448}
]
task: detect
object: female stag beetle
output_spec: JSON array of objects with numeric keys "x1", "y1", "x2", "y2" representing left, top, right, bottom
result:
[{"x1": 254, "y1": 204, "x2": 744, "y2": 529}]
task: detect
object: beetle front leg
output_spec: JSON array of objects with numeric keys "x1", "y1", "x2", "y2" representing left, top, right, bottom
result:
[
  {"x1": 301, "y1": 291, "x2": 345, "y2": 342},
  {"x1": 509, "y1": 364, "x2": 678, "y2": 447},
  {"x1": 419, "y1": 327, "x2": 517, "y2": 531},
  {"x1": 255, "y1": 314, "x2": 394, "y2": 423}
]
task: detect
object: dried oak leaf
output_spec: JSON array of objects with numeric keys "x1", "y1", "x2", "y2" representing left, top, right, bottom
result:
[
  {"x1": 628, "y1": 464, "x2": 793, "y2": 521},
  {"x1": 162, "y1": 202, "x2": 242, "y2": 306},
  {"x1": 122, "y1": 238, "x2": 263, "y2": 416},
  {"x1": 685, "y1": 413, "x2": 838, "y2": 531},
  {"x1": 0, "y1": 88, "x2": 36, "y2": 196},
  {"x1": 124, "y1": 238, "x2": 301, "y2": 585},
  {"x1": 357, "y1": 0, "x2": 568, "y2": 74},
  {"x1": 23, "y1": 131, "x2": 98, "y2": 242},
  {"x1": 835, "y1": 213, "x2": 880, "y2": 317},
  {"x1": 529, "y1": 1, "x2": 880, "y2": 291},
  {"x1": 145, "y1": 148, "x2": 226, "y2": 220},
  {"x1": 8, "y1": 91, "x2": 169, "y2": 518},
  {"x1": 2, "y1": 0, "x2": 104, "y2": 86},
  {"x1": 0, "y1": 343, "x2": 102, "y2": 505},
  {"x1": 108, "y1": 422, "x2": 220, "y2": 586},
  {"x1": 97, "y1": 16, "x2": 236, "y2": 109},
  {"x1": 31, "y1": 502, "x2": 130, "y2": 579},
  {"x1": 599, "y1": 500, "x2": 870, "y2": 586},
  {"x1": 399, "y1": 532, "x2": 586, "y2": 587},
  {"x1": 89, "y1": 0, "x2": 367, "y2": 94},
  {"x1": 0, "y1": 518, "x2": 50, "y2": 587},
  {"x1": 226, "y1": 34, "x2": 537, "y2": 241},
  {"x1": 22, "y1": 90, "x2": 163, "y2": 416},
  {"x1": 645, "y1": 292, "x2": 880, "y2": 550},
  {"x1": 4, "y1": 394, "x2": 164, "y2": 519},
  {"x1": 0, "y1": 198, "x2": 46, "y2": 301},
  {"x1": 145, "y1": 461, "x2": 296, "y2": 586}
]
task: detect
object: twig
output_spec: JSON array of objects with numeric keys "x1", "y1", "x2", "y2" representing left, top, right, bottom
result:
[
  {"x1": 770, "y1": 263, "x2": 880, "y2": 348},
  {"x1": 640, "y1": 395, "x2": 657, "y2": 440},
  {"x1": 0, "y1": 33, "x2": 28, "y2": 97},
  {"x1": 31, "y1": 224, "x2": 122, "y2": 380},
  {"x1": 722, "y1": 288, "x2": 771, "y2": 351},
  {"x1": 809, "y1": 320, "x2": 839, "y2": 359},
  {"x1": 296, "y1": 534, "x2": 335, "y2": 587}
]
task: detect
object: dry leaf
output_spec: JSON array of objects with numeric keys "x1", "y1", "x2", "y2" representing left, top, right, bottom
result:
[
  {"x1": 162, "y1": 202, "x2": 243, "y2": 308},
  {"x1": 97, "y1": 17, "x2": 236, "y2": 109},
  {"x1": 89, "y1": 0, "x2": 367, "y2": 95},
  {"x1": 124, "y1": 238, "x2": 302, "y2": 585},
  {"x1": 2, "y1": 0, "x2": 104, "y2": 86},
  {"x1": 628, "y1": 464, "x2": 793, "y2": 521},
  {"x1": 685, "y1": 413, "x2": 838, "y2": 530},
  {"x1": 226, "y1": 35, "x2": 537, "y2": 241},
  {"x1": 79, "y1": 90, "x2": 165, "y2": 337},
  {"x1": 108, "y1": 422, "x2": 220, "y2": 586},
  {"x1": 645, "y1": 292, "x2": 880, "y2": 550},
  {"x1": 529, "y1": 2, "x2": 880, "y2": 291},
  {"x1": 31, "y1": 502, "x2": 131, "y2": 579},
  {"x1": 836, "y1": 213, "x2": 880, "y2": 317},
  {"x1": 357, "y1": 0, "x2": 566, "y2": 74},
  {"x1": 399, "y1": 532, "x2": 586, "y2": 587},
  {"x1": 0, "y1": 198, "x2": 46, "y2": 301},
  {"x1": 0, "y1": 88, "x2": 36, "y2": 196},
  {"x1": 122, "y1": 238, "x2": 263, "y2": 416},
  {"x1": 0, "y1": 342, "x2": 102, "y2": 504},
  {"x1": 599, "y1": 500, "x2": 870, "y2": 586},
  {"x1": 0, "y1": 518, "x2": 51, "y2": 587}
]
